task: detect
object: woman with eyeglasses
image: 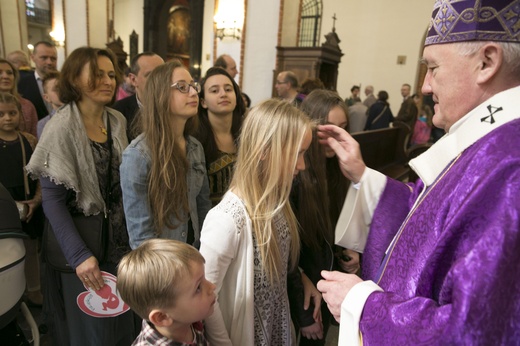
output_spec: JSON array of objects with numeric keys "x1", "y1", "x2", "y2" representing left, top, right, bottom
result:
[{"x1": 120, "y1": 60, "x2": 211, "y2": 250}]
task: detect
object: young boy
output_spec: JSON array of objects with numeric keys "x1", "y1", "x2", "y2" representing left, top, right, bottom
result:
[
  {"x1": 117, "y1": 239, "x2": 216, "y2": 346},
  {"x1": 37, "y1": 71, "x2": 63, "y2": 138}
]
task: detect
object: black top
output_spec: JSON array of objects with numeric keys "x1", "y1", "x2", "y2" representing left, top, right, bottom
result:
[
  {"x1": 0, "y1": 135, "x2": 43, "y2": 238},
  {"x1": 66, "y1": 139, "x2": 131, "y2": 264}
]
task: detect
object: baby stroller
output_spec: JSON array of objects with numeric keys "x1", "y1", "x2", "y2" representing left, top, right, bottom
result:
[{"x1": 0, "y1": 183, "x2": 40, "y2": 345}]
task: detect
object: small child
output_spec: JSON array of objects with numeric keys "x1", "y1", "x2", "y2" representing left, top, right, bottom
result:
[
  {"x1": 0, "y1": 92, "x2": 44, "y2": 305},
  {"x1": 37, "y1": 71, "x2": 63, "y2": 139},
  {"x1": 117, "y1": 239, "x2": 216, "y2": 346}
]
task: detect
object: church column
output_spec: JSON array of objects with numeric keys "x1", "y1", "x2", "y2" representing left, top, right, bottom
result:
[
  {"x1": 114, "y1": 0, "x2": 144, "y2": 63},
  {"x1": 50, "y1": 0, "x2": 66, "y2": 68},
  {"x1": 241, "y1": 0, "x2": 280, "y2": 105},
  {"x1": 63, "y1": 0, "x2": 88, "y2": 51},
  {"x1": 0, "y1": 0, "x2": 29, "y2": 56},
  {"x1": 87, "y1": 0, "x2": 110, "y2": 47}
]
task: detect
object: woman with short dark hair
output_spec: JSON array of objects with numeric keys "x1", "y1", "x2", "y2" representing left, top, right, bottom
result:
[{"x1": 26, "y1": 46, "x2": 135, "y2": 345}]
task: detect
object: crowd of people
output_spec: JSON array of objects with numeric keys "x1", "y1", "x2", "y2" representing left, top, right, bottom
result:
[
  {"x1": 1, "y1": 0, "x2": 520, "y2": 345},
  {"x1": 273, "y1": 69, "x2": 440, "y2": 147},
  {"x1": 1, "y1": 41, "x2": 357, "y2": 345}
]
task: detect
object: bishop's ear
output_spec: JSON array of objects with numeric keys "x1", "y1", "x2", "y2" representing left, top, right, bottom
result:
[{"x1": 476, "y1": 43, "x2": 503, "y2": 85}]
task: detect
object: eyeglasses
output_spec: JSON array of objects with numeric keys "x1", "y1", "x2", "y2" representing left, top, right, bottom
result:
[
  {"x1": 171, "y1": 81, "x2": 201, "y2": 94},
  {"x1": 275, "y1": 80, "x2": 288, "y2": 85}
]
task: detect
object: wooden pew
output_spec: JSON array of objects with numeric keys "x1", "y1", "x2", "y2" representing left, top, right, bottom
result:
[{"x1": 351, "y1": 126, "x2": 410, "y2": 181}]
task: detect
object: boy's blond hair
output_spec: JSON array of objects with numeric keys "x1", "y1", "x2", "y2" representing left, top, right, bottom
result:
[{"x1": 116, "y1": 239, "x2": 205, "y2": 320}]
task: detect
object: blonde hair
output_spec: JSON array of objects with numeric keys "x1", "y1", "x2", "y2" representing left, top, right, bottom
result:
[
  {"x1": 140, "y1": 60, "x2": 199, "y2": 233},
  {"x1": 230, "y1": 99, "x2": 311, "y2": 283},
  {"x1": 116, "y1": 239, "x2": 204, "y2": 320}
]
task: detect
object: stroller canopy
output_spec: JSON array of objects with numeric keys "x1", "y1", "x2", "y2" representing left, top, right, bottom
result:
[{"x1": 0, "y1": 183, "x2": 27, "y2": 240}]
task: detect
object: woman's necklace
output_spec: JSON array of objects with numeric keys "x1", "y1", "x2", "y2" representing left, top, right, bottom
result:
[{"x1": 81, "y1": 111, "x2": 107, "y2": 136}]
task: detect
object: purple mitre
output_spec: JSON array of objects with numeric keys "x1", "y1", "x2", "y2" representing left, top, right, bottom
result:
[{"x1": 425, "y1": 0, "x2": 520, "y2": 46}]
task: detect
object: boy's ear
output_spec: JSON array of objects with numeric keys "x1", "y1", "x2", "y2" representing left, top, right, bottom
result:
[
  {"x1": 149, "y1": 309, "x2": 173, "y2": 327},
  {"x1": 42, "y1": 93, "x2": 50, "y2": 103}
]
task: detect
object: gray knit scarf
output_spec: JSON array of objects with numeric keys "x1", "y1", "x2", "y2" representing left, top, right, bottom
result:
[{"x1": 26, "y1": 102, "x2": 128, "y2": 216}]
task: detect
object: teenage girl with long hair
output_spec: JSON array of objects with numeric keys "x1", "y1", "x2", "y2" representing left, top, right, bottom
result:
[
  {"x1": 120, "y1": 60, "x2": 211, "y2": 249},
  {"x1": 200, "y1": 99, "x2": 313, "y2": 345},
  {"x1": 291, "y1": 89, "x2": 360, "y2": 345},
  {"x1": 193, "y1": 67, "x2": 245, "y2": 206}
]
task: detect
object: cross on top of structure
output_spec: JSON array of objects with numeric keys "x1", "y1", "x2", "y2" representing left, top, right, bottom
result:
[{"x1": 332, "y1": 13, "x2": 337, "y2": 32}]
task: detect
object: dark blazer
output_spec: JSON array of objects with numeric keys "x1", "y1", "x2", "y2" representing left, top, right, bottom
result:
[
  {"x1": 17, "y1": 73, "x2": 48, "y2": 120},
  {"x1": 111, "y1": 94, "x2": 139, "y2": 142}
]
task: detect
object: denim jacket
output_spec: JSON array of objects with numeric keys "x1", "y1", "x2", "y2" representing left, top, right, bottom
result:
[{"x1": 120, "y1": 134, "x2": 212, "y2": 249}]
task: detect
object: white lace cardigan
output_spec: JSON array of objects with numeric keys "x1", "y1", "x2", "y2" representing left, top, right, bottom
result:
[{"x1": 199, "y1": 191, "x2": 255, "y2": 346}]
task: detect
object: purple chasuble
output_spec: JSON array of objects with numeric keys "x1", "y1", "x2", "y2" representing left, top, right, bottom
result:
[{"x1": 360, "y1": 119, "x2": 520, "y2": 345}]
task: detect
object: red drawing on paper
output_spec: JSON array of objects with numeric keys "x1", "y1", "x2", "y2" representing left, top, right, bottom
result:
[{"x1": 77, "y1": 271, "x2": 130, "y2": 318}]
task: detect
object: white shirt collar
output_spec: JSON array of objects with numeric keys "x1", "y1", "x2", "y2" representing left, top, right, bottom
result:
[
  {"x1": 409, "y1": 85, "x2": 520, "y2": 186},
  {"x1": 136, "y1": 93, "x2": 143, "y2": 109},
  {"x1": 34, "y1": 70, "x2": 43, "y2": 81}
]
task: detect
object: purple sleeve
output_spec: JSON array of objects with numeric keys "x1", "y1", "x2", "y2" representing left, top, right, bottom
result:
[
  {"x1": 41, "y1": 177, "x2": 93, "y2": 269},
  {"x1": 359, "y1": 170, "x2": 520, "y2": 344},
  {"x1": 362, "y1": 178, "x2": 423, "y2": 280}
]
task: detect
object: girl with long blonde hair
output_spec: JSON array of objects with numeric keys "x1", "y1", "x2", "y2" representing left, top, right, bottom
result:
[
  {"x1": 200, "y1": 99, "x2": 313, "y2": 345},
  {"x1": 120, "y1": 60, "x2": 211, "y2": 249}
]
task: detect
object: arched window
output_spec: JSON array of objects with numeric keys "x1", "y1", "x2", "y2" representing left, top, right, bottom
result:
[
  {"x1": 298, "y1": 0, "x2": 322, "y2": 47},
  {"x1": 25, "y1": 0, "x2": 52, "y2": 46},
  {"x1": 25, "y1": 0, "x2": 51, "y2": 26}
]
